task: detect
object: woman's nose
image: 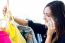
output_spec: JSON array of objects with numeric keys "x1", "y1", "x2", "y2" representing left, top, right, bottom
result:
[{"x1": 43, "y1": 16, "x2": 48, "y2": 22}]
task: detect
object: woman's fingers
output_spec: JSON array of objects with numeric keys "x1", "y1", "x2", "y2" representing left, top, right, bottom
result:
[{"x1": 47, "y1": 18, "x2": 56, "y2": 36}]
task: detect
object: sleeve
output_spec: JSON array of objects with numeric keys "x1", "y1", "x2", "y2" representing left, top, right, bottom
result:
[
  {"x1": 28, "y1": 20, "x2": 47, "y2": 34},
  {"x1": 28, "y1": 20, "x2": 34, "y2": 27}
]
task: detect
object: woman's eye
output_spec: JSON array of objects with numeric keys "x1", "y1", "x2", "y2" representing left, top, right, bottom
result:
[{"x1": 44, "y1": 13, "x2": 51, "y2": 17}]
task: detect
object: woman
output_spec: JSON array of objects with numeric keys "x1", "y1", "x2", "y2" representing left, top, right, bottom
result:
[{"x1": 44, "y1": 1, "x2": 65, "y2": 43}]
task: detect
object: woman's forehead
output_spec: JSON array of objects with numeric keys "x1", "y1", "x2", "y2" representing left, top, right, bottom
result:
[
  {"x1": 43, "y1": 7, "x2": 53, "y2": 17},
  {"x1": 44, "y1": 7, "x2": 51, "y2": 14}
]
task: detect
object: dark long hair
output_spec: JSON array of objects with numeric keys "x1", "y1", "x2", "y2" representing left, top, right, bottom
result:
[{"x1": 45, "y1": 1, "x2": 65, "y2": 40}]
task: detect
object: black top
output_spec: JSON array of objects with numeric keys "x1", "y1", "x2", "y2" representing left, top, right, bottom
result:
[
  {"x1": 28, "y1": 20, "x2": 65, "y2": 43},
  {"x1": 28, "y1": 20, "x2": 47, "y2": 43},
  {"x1": 55, "y1": 34, "x2": 65, "y2": 43}
]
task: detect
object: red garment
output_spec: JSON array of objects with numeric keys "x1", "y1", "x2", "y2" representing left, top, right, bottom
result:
[{"x1": 0, "y1": 31, "x2": 11, "y2": 43}]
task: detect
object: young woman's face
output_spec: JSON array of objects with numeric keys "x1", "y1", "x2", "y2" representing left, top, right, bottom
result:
[
  {"x1": 43, "y1": 6, "x2": 55, "y2": 28},
  {"x1": 43, "y1": 7, "x2": 52, "y2": 23}
]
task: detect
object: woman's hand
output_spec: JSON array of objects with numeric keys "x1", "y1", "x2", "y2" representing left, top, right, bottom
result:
[
  {"x1": 3, "y1": 5, "x2": 13, "y2": 21},
  {"x1": 3, "y1": 5, "x2": 7, "y2": 15},
  {"x1": 46, "y1": 18, "x2": 56, "y2": 36},
  {"x1": 45, "y1": 18, "x2": 56, "y2": 43}
]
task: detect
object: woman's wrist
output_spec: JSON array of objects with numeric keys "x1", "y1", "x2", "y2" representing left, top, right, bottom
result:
[
  {"x1": 45, "y1": 35, "x2": 52, "y2": 43},
  {"x1": 47, "y1": 30, "x2": 53, "y2": 36}
]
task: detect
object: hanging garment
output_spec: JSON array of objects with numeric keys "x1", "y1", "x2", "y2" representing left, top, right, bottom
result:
[
  {"x1": 4, "y1": 16, "x2": 26, "y2": 43},
  {"x1": 2, "y1": 4, "x2": 26, "y2": 43},
  {"x1": 5, "y1": 20, "x2": 26, "y2": 43},
  {"x1": 17, "y1": 25, "x2": 38, "y2": 43},
  {"x1": 3, "y1": 12, "x2": 26, "y2": 43},
  {"x1": 0, "y1": 31, "x2": 11, "y2": 43},
  {"x1": 0, "y1": 16, "x2": 11, "y2": 43}
]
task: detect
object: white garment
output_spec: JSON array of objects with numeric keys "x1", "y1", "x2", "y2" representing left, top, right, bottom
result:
[{"x1": 0, "y1": 19, "x2": 7, "y2": 28}]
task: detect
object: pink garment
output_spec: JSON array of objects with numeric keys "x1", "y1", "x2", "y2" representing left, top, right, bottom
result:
[{"x1": 0, "y1": 31, "x2": 11, "y2": 43}]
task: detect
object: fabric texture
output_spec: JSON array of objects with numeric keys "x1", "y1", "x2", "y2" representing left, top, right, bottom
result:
[
  {"x1": 17, "y1": 25, "x2": 38, "y2": 43},
  {"x1": 0, "y1": 31, "x2": 11, "y2": 43}
]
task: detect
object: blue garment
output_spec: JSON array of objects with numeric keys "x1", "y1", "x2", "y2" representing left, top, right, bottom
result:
[
  {"x1": 37, "y1": 34, "x2": 42, "y2": 43},
  {"x1": 28, "y1": 20, "x2": 47, "y2": 43}
]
